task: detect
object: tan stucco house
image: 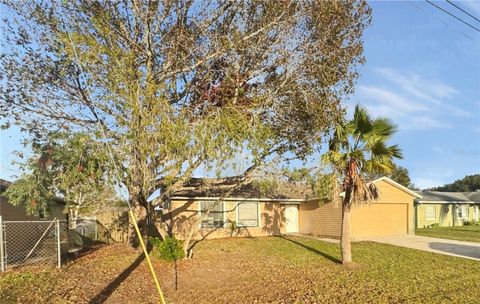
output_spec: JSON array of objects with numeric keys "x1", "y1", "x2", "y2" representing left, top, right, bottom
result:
[
  {"x1": 414, "y1": 191, "x2": 480, "y2": 228},
  {"x1": 159, "y1": 176, "x2": 421, "y2": 240}
]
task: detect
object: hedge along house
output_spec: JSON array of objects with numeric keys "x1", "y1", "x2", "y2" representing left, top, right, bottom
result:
[
  {"x1": 414, "y1": 191, "x2": 480, "y2": 228},
  {"x1": 159, "y1": 178, "x2": 316, "y2": 240},
  {"x1": 159, "y1": 176, "x2": 421, "y2": 241}
]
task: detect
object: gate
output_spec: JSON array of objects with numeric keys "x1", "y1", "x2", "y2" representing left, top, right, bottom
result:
[{"x1": 0, "y1": 216, "x2": 61, "y2": 271}]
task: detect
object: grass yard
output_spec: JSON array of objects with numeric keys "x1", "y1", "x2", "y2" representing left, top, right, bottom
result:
[
  {"x1": 416, "y1": 225, "x2": 480, "y2": 243},
  {"x1": 1, "y1": 236, "x2": 479, "y2": 304}
]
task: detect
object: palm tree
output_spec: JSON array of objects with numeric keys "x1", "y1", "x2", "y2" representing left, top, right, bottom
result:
[{"x1": 322, "y1": 105, "x2": 402, "y2": 264}]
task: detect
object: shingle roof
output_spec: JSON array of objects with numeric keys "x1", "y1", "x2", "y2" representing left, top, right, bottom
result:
[
  {"x1": 415, "y1": 191, "x2": 480, "y2": 203},
  {"x1": 0, "y1": 178, "x2": 12, "y2": 192},
  {"x1": 171, "y1": 177, "x2": 314, "y2": 200},
  {"x1": 463, "y1": 191, "x2": 480, "y2": 202}
]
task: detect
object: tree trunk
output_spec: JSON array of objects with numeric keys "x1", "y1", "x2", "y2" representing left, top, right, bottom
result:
[
  {"x1": 174, "y1": 260, "x2": 178, "y2": 290},
  {"x1": 340, "y1": 190, "x2": 352, "y2": 265},
  {"x1": 127, "y1": 193, "x2": 149, "y2": 248}
]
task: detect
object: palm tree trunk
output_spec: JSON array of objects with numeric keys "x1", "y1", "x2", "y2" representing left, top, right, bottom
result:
[{"x1": 340, "y1": 189, "x2": 352, "y2": 264}]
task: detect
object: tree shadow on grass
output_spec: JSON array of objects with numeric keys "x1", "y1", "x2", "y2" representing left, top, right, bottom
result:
[
  {"x1": 88, "y1": 252, "x2": 147, "y2": 304},
  {"x1": 279, "y1": 235, "x2": 341, "y2": 264}
]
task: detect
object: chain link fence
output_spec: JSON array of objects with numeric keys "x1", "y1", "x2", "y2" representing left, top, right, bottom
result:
[
  {"x1": 0, "y1": 216, "x2": 108, "y2": 271},
  {"x1": 0, "y1": 217, "x2": 60, "y2": 271}
]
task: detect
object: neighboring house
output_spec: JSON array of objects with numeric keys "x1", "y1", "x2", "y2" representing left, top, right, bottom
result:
[
  {"x1": 160, "y1": 176, "x2": 421, "y2": 240},
  {"x1": 0, "y1": 178, "x2": 66, "y2": 221},
  {"x1": 414, "y1": 191, "x2": 480, "y2": 228}
]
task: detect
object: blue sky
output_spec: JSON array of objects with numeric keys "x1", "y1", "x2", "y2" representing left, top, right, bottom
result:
[
  {"x1": 1, "y1": 1, "x2": 479, "y2": 190},
  {"x1": 349, "y1": 0, "x2": 480, "y2": 189}
]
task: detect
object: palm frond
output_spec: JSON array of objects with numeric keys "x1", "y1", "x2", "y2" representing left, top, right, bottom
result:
[
  {"x1": 373, "y1": 117, "x2": 396, "y2": 136},
  {"x1": 352, "y1": 105, "x2": 373, "y2": 136},
  {"x1": 349, "y1": 174, "x2": 379, "y2": 205},
  {"x1": 387, "y1": 144, "x2": 403, "y2": 159}
]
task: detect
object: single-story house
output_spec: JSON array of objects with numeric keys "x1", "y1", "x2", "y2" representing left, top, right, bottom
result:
[
  {"x1": 414, "y1": 191, "x2": 480, "y2": 228},
  {"x1": 159, "y1": 176, "x2": 421, "y2": 240}
]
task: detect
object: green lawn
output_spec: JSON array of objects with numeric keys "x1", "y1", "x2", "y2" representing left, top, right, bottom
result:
[
  {"x1": 1, "y1": 236, "x2": 479, "y2": 303},
  {"x1": 416, "y1": 225, "x2": 480, "y2": 243}
]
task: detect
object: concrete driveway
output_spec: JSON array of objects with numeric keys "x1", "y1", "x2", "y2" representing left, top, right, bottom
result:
[{"x1": 356, "y1": 235, "x2": 480, "y2": 261}]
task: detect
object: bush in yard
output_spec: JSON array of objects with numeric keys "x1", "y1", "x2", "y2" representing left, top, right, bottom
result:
[
  {"x1": 149, "y1": 236, "x2": 184, "y2": 290},
  {"x1": 463, "y1": 220, "x2": 479, "y2": 226}
]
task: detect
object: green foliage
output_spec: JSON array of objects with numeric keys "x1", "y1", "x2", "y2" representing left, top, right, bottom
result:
[
  {"x1": 322, "y1": 104, "x2": 402, "y2": 205},
  {"x1": 310, "y1": 172, "x2": 340, "y2": 201},
  {"x1": 427, "y1": 223, "x2": 439, "y2": 228},
  {"x1": 387, "y1": 165, "x2": 416, "y2": 189},
  {"x1": 0, "y1": 1, "x2": 370, "y2": 197},
  {"x1": 369, "y1": 164, "x2": 416, "y2": 189},
  {"x1": 429, "y1": 174, "x2": 480, "y2": 192},
  {"x1": 2, "y1": 174, "x2": 55, "y2": 217},
  {"x1": 463, "y1": 220, "x2": 479, "y2": 226},
  {"x1": 252, "y1": 179, "x2": 279, "y2": 196},
  {"x1": 1, "y1": 1, "x2": 372, "y2": 244},
  {"x1": 3, "y1": 132, "x2": 116, "y2": 216},
  {"x1": 149, "y1": 236, "x2": 185, "y2": 262}
]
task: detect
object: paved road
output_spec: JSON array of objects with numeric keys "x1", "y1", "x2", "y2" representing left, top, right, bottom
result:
[{"x1": 356, "y1": 235, "x2": 480, "y2": 261}]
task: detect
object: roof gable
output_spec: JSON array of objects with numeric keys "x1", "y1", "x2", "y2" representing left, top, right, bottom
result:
[{"x1": 372, "y1": 176, "x2": 421, "y2": 198}]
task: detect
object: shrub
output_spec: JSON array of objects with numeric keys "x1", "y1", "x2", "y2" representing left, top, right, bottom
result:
[
  {"x1": 463, "y1": 220, "x2": 480, "y2": 226},
  {"x1": 427, "y1": 223, "x2": 439, "y2": 228},
  {"x1": 149, "y1": 236, "x2": 185, "y2": 262},
  {"x1": 149, "y1": 236, "x2": 185, "y2": 290}
]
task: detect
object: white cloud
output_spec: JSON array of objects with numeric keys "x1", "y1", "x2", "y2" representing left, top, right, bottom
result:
[
  {"x1": 355, "y1": 67, "x2": 476, "y2": 131},
  {"x1": 374, "y1": 68, "x2": 471, "y2": 118},
  {"x1": 406, "y1": 116, "x2": 452, "y2": 130},
  {"x1": 359, "y1": 86, "x2": 429, "y2": 112},
  {"x1": 357, "y1": 85, "x2": 450, "y2": 131}
]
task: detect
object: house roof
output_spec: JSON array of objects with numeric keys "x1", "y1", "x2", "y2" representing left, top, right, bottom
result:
[
  {"x1": 372, "y1": 176, "x2": 422, "y2": 198},
  {"x1": 170, "y1": 177, "x2": 314, "y2": 201},
  {"x1": 464, "y1": 191, "x2": 480, "y2": 202},
  {"x1": 415, "y1": 191, "x2": 480, "y2": 203},
  {"x1": 0, "y1": 178, "x2": 12, "y2": 192}
]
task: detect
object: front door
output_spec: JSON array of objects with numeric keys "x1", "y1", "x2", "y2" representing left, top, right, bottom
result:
[{"x1": 285, "y1": 205, "x2": 299, "y2": 233}]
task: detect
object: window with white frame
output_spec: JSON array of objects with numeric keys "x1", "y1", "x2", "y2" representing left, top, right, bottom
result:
[
  {"x1": 200, "y1": 201, "x2": 224, "y2": 228},
  {"x1": 237, "y1": 202, "x2": 259, "y2": 227},
  {"x1": 425, "y1": 205, "x2": 436, "y2": 220},
  {"x1": 456, "y1": 205, "x2": 468, "y2": 220}
]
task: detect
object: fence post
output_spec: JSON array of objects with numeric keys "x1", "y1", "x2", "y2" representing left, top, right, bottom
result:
[
  {"x1": 94, "y1": 218, "x2": 98, "y2": 240},
  {"x1": 56, "y1": 219, "x2": 61, "y2": 268},
  {"x1": 0, "y1": 215, "x2": 4, "y2": 272}
]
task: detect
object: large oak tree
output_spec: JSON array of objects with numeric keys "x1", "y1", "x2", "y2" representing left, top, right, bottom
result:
[{"x1": 0, "y1": 0, "x2": 371, "y2": 246}]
